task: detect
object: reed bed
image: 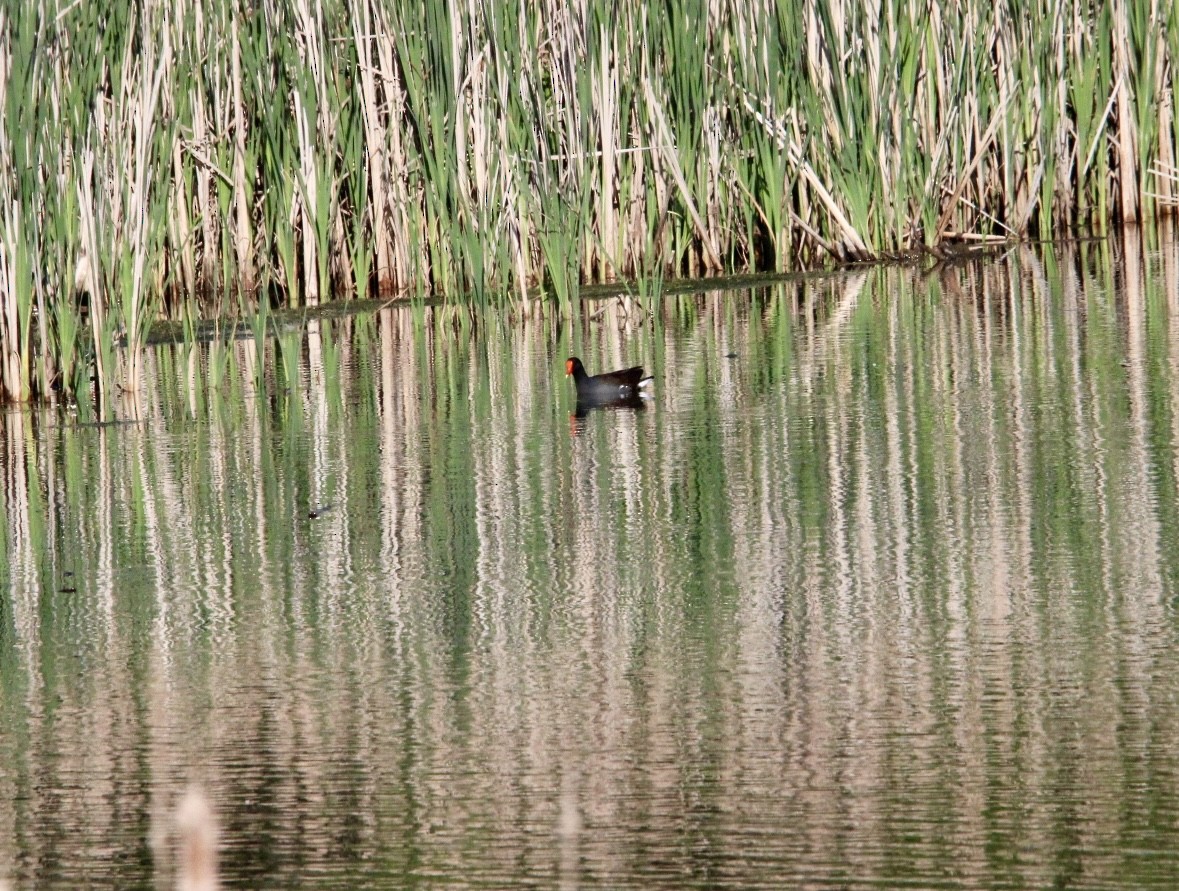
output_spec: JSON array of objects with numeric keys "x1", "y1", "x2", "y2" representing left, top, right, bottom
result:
[{"x1": 1, "y1": 0, "x2": 1177, "y2": 402}]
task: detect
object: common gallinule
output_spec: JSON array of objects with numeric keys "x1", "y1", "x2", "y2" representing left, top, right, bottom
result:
[{"x1": 565, "y1": 356, "x2": 653, "y2": 403}]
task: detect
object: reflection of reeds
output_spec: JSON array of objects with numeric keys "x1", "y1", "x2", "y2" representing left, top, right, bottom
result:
[
  {"x1": 5, "y1": 237, "x2": 1179, "y2": 885},
  {"x1": 3, "y1": 1, "x2": 1179, "y2": 402}
]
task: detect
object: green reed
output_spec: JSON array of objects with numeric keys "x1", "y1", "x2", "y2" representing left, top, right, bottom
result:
[{"x1": 1, "y1": 0, "x2": 1177, "y2": 403}]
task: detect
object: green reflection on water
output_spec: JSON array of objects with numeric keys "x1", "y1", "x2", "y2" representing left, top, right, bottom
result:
[{"x1": 4, "y1": 237, "x2": 1179, "y2": 888}]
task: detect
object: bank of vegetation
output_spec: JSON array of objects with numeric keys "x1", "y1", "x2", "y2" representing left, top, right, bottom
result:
[{"x1": 1, "y1": 0, "x2": 1178, "y2": 402}]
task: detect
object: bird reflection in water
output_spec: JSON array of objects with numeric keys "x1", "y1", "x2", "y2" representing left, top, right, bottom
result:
[{"x1": 569, "y1": 394, "x2": 647, "y2": 435}]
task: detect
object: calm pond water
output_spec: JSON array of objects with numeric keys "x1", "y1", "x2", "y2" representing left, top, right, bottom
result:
[{"x1": 5, "y1": 232, "x2": 1179, "y2": 889}]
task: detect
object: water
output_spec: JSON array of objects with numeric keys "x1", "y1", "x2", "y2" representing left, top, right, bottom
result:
[{"x1": 5, "y1": 233, "x2": 1179, "y2": 888}]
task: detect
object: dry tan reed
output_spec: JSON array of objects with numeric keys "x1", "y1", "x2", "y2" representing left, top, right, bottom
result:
[{"x1": 176, "y1": 786, "x2": 219, "y2": 891}]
